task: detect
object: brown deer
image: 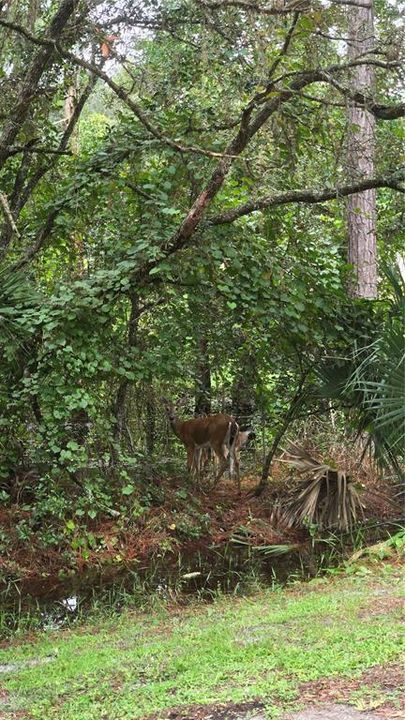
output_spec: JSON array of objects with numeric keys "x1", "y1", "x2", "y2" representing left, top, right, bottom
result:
[
  {"x1": 196, "y1": 428, "x2": 252, "y2": 487},
  {"x1": 163, "y1": 399, "x2": 243, "y2": 493}
]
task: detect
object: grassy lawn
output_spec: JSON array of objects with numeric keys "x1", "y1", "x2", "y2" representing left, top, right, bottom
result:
[{"x1": 0, "y1": 563, "x2": 403, "y2": 719}]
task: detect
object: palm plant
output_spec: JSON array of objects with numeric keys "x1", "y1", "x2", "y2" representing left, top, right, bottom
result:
[
  {"x1": 271, "y1": 442, "x2": 364, "y2": 531},
  {"x1": 0, "y1": 266, "x2": 40, "y2": 349},
  {"x1": 318, "y1": 262, "x2": 404, "y2": 480}
]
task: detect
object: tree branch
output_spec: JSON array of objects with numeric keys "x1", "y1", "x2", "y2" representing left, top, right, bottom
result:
[
  {"x1": 0, "y1": 17, "x2": 240, "y2": 161},
  {"x1": 55, "y1": 48, "x2": 241, "y2": 159},
  {"x1": 0, "y1": 65, "x2": 103, "y2": 256},
  {"x1": 7, "y1": 145, "x2": 72, "y2": 157},
  {"x1": 266, "y1": 10, "x2": 300, "y2": 79},
  {"x1": 12, "y1": 144, "x2": 135, "y2": 269},
  {"x1": 207, "y1": 174, "x2": 405, "y2": 226},
  {"x1": 0, "y1": 0, "x2": 78, "y2": 170},
  {"x1": 197, "y1": 1, "x2": 311, "y2": 16},
  {"x1": 0, "y1": 192, "x2": 21, "y2": 239}
]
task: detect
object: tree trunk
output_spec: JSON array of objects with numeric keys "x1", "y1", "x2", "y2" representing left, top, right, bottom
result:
[
  {"x1": 254, "y1": 372, "x2": 308, "y2": 496},
  {"x1": 27, "y1": 0, "x2": 40, "y2": 31},
  {"x1": 145, "y1": 386, "x2": 156, "y2": 456},
  {"x1": 231, "y1": 334, "x2": 256, "y2": 428},
  {"x1": 64, "y1": 83, "x2": 78, "y2": 151},
  {"x1": 0, "y1": 0, "x2": 77, "y2": 170},
  {"x1": 232, "y1": 363, "x2": 256, "y2": 428},
  {"x1": 112, "y1": 292, "x2": 138, "y2": 451},
  {"x1": 346, "y1": 1, "x2": 377, "y2": 299},
  {"x1": 194, "y1": 336, "x2": 212, "y2": 416}
]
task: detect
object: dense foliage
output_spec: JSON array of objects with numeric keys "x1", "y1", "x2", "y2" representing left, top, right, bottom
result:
[{"x1": 0, "y1": 0, "x2": 403, "y2": 536}]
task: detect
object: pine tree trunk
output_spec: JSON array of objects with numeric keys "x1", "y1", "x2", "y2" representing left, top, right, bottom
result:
[{"x1": 346, "y1": 1, "x2": 377, "y2": 299}]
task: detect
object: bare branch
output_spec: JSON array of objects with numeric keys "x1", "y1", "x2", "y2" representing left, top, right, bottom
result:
[
  {"x1": 329, "y1": 0, "x2": 373, "y2": 7},
  {"x1": 54, "y1": 49, "x2": 240, "y2": 159},
  {"x1": 0, "y1": 17, "x2": 240, "y2": 160},
  {"x1": 197, "y1": 0, "x2": 311, "y2": 16},
  {"x1": 266, "y1": 10, "x2": 300, "y2": 79},
  {"x1": 317, "y1": 71, "x2": 405, "y2": 119},
  {"x1": 0, "y1": 66, "x2": 103, "y2": 255},
  {"x1": 7, "y1": 145, "x2": 72, "y2": 157},
  {"x1": 12, "y1": 145, "x2": 134, "y2": 269}
]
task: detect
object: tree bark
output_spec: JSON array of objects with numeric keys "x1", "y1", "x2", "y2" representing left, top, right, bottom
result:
[
  {"x1": 112, "y1": 292, "x2": 138, "y2": 451},
  {"x1": 346, "y1": 1, "x2": 377, "y2": 299},
  {"x1": 254, "y1": 372, "x2": 308, "y2": 496},
  {"x1": 194, "y1": 336, "x2": 212, "y2": 416},
  {"x1": 145, "y1": 388, "x2": 156, "y2": 456},
  {"x1": 0, "y1": 68, "x2": 101, "y2": 255},
  {"x1": 231, "y1": 337, "x2": 256, "y2": 428}
]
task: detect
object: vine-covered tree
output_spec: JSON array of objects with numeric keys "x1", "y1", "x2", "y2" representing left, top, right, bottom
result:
[{"x1": 0, "y1": 0, "x2": 403, "y2": 509}]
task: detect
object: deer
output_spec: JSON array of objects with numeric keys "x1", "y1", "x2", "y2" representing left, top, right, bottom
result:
[
  {"x1": 163, "y1": 399, "x2": 245, "y2": 493},
  {"x1": 195, "y1": 429, "x2": 252, "y2": 485}
]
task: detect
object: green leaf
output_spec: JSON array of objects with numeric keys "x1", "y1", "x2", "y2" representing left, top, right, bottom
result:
[{"x1": 122, "y1": 484, "x2": 135, "y2": 495}]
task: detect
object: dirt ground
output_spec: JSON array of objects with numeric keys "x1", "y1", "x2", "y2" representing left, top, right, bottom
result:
[
  {"x1": 149, "y1": 662, "x2": 404, "y2": 720},
  {"x1": 1, "y1": 466, "x2": 398, "y2": 603}
]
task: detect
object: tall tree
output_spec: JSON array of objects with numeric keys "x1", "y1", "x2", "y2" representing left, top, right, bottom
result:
[{"x1": 346, "y1": 0, "x2": 377, "y2": 298}]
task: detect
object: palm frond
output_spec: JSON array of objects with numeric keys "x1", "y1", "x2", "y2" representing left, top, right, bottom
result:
[
  {"x1": 0, "y1": 266, "x2": 40, "y2": 346},
  {"x1": 272, "y1": 443, "x2": 364, "y2": 531},
  {"x1": 315, "y1": 261, "x2": 405, "y2": 479}
]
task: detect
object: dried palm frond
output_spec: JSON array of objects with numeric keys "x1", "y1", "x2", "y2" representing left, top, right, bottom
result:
[
  {"x1": 230, "y1": 530, "x2": 301, "y2": 556},
  {"x1": 272, "y1": 442, "x2": 364, "y2": 531}
]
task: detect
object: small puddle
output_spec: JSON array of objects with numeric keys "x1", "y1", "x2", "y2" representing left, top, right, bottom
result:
[{"x1": 0, "y1": 656, "x2": 55, "y2": 674}]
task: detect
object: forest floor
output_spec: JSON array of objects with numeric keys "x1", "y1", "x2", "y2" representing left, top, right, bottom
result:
[
  {"x1": 0, "y1": 466, "x2": 398, "y2": 603},
  {"x1": 0, "y1": 559, "x2": 403, "y2": 720}
]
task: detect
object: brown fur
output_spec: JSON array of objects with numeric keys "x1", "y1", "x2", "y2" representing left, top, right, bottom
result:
[{"x1": 163, "y1": 400, "x2": 241, "y2": 491}]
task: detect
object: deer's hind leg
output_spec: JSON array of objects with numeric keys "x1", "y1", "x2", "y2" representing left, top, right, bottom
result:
[
  {"x1": 229, "y1": 447, "x2": 241, "y2": 494},
  {"x1": 211, "y1": 445, "x2": 229, "y2": 487}
]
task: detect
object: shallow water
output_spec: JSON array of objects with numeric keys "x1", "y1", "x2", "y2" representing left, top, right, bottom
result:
[{"x1": 1, "y1": 544, "x2": 307, "y2": 634}]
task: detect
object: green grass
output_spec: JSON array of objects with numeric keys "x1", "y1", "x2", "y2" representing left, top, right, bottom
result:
[{"x1": 0, "y1": 563, "x2": 403, "y2": 719}]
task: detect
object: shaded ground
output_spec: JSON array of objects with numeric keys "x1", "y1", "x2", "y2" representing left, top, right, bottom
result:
[
  {"x1": 0, "y1": 475, "x2": 303, "y2": 602},
  {"x1": 148, "y1": 704, "x2": 393, "y2": 720},
  {"x1": 284, "y1": 706, "x2": 398, "y2": 720},
  {"x1": 0, "y1": 468, "x2": 398, "y2": 604},
  {"x1": 296, "y1": 662, "x2": 404, "y2": 718}
]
